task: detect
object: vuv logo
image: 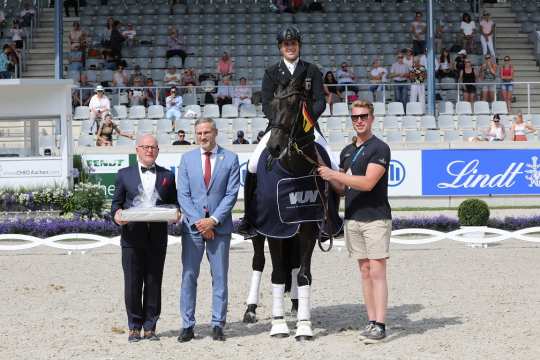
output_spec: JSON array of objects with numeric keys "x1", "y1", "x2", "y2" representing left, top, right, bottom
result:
[
  {"x1": 289, "y1": 190, "x2": 319, "y2": 205},
  {"x1": 388, "y1": 160, "x2": 405, "y2": 187}
]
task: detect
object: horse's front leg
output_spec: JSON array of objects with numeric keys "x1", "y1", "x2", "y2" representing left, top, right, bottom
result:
[
  {"x1": 295, "y1": 224, "x2": 317, "y2": 341},
  {"x1": 243, "y1": 234, "x2": 266, "y2": 323}
]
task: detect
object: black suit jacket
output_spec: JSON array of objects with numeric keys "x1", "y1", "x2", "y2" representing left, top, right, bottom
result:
[
  {"x1": 111, "y1": 164, "x2": 179, "y2": 248},
  {"x1": 261, "y1": 58, "x2": 326, "y2": 126}
]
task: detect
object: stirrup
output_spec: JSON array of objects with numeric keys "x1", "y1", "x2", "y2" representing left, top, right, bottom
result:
[{"x1": 270, "y1": 318, "x2": 290, "y2": 338}]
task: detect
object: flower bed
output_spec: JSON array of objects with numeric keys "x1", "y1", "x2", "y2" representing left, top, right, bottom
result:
[{"x1": 1, "y1": 216, "x2": 539, "y2": 238}]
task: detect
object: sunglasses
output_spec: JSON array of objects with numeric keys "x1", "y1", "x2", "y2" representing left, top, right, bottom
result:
[{"x1": 351, "y1": 113, "x2": 370, "y2": 122}]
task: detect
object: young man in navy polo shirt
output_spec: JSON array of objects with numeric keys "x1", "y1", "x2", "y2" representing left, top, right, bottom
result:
[{"x1": 318, "y1": 100, "x2": 391, "y2": 343}]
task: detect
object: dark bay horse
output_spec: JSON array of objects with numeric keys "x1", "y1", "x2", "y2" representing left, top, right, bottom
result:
[{"x1": 246, "y1": 74, "x2": 332, "y2": 340}]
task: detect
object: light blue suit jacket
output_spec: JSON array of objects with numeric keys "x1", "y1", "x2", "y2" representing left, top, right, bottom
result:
[{"x1": 177, "y1": 145, "x2": 240, "y2": 236}]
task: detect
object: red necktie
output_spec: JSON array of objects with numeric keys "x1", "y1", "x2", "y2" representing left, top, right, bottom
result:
[{"x1": 204, "y1": 151, "x2": 212, "y2": 188}]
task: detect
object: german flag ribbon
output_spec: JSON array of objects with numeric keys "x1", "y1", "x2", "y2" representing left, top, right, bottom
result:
[{"x1": 301, "y1": 101, "x2": 315, "y2": 133}]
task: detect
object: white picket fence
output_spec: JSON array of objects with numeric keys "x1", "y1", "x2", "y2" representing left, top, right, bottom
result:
[{"x1": 1, "y1": 227, "x2": 540, "y2": 251}]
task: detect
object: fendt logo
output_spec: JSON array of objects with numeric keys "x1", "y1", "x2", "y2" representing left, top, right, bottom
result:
[
  {"x1": 388, "y1": 160, "x2": 405, "y2": 187},
  {"x1": 289, "y1": 190, "x2": 319, "y2": 205}
]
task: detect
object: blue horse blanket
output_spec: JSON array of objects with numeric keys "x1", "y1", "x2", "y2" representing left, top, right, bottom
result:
[{"x1": 251, "y1": 144, "x2": 343, "y2": 239}]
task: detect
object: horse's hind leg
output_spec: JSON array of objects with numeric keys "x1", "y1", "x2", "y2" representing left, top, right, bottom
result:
[
  {"x1": 295, "y1": 224, "x2": 317, "y2": 341},
  {"x1": 243, "y1": 234, "x2": 265, "y2": 323},
  {"x1": 268, "y1": 237, "x2": 290, "y2": 337}
]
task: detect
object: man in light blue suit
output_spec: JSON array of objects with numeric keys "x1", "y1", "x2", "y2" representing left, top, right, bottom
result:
[{"x1": 177, "y1": 117, "x2": 240, "y2": 342}]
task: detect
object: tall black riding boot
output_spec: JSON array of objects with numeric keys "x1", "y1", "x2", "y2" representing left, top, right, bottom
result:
[{"x1": 237, "y1": 171, "x2": 258, "y2": 238}]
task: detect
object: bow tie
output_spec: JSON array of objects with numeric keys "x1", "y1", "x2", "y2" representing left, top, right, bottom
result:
[{"x1": 141, "y1": 166, "x2": 156, "y2": 174}]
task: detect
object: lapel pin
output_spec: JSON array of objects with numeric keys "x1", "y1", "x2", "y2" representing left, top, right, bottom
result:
[{"x1": 219, "y1": 155, "x2": 224, "y2": 161}]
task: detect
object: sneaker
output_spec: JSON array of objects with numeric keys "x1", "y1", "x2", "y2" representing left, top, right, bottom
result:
[
  {"x1": 363, "y1": 324, "x2": 386, "y2": 344},
  {"x1": 358, "y1": 323, "x2": 375, "y2": 340}
]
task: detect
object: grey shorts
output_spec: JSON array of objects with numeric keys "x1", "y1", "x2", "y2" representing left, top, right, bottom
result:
[{"x1": 344, "y1": 219, "x2": 392, "y2": 260}]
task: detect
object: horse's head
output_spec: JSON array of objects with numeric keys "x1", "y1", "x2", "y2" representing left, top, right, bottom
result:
[{"x1": 266, "y1": 77, "x2": 306, "y2": 159}]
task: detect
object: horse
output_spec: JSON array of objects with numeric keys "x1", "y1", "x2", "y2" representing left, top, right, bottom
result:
[{"x1": 246, "y1": 72, "x2": 340, "y2": 340}]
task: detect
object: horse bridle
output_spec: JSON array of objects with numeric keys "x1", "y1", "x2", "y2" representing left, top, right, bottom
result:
[{"x1": 268, "y1": 87, "x2": 334, "y2": 253}]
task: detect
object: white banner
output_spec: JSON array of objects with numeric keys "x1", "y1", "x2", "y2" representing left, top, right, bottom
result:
[
  {"x1": 82, "y1": 154, "x2": 129, "y2": 174},
  {"x1": 387, "y1": 150, "x2": 422, "y2": 197},
  {"x1": 0, "y1": 159, "x2": 62, "y2": 178}
]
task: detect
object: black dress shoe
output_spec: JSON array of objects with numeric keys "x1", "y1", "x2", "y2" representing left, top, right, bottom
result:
[
  {"x1": 177, "y1": 327, "x2": 194, "y2": 342},
  {"x1": 143, "y1": 330, "x2": 160, "y2": 341},
  {"x1": 128, "y1": 329, "x2": 141, "y2": 343},
  {"x1": 212, "y1": 326, "x2": 225, "y2": 341}
]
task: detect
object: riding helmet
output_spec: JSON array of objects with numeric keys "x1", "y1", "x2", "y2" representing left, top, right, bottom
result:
[{"x1": 277, "y1": 25, "x2": 302, "y2": 45}]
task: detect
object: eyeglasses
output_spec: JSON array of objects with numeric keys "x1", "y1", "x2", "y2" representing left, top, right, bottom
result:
[
  {"x1": 178, "y1": 134, "x2": 185, "y2": 137},
  {"x1": 138, "y1": 145, "x2": 158, "y2": 151},
  {"x1": 485, "y1": 56, "x2": 491, "y2": 59},
  {"x1": 351, "y1": 113, "x2": 370, "y2": 122}
]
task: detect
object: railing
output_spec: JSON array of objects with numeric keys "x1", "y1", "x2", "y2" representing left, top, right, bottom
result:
[{"x1": 73, "y1": 80, "x2": 540, "y2": 113}]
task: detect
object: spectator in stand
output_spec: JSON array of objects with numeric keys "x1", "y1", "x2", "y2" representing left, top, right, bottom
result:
[
  {"x1": 109, "y1": 20, "x2": 125, "y2": 62},
  {"x1": 89, "y1": 85, "x2": 111, "y2": 133},
  {"x1": 0, "y1": 9, "x2": 6, "y2": 38},
  {"x1": 96, "y1": 113, "x2": 134, "y2": 146},
  {"x1": 122, "y1": 23, "x2": 137, "y2": 48},
  {"x1": 479, "y1": 54, "x2": 497, "y2": 102},
  {"x1": 19, "y1": 3, "x2": 35, "y2": 27},
  {"x1": 436, "y1": 48, "x2": 456, "y2": 80},
  {"x1": 460, "y1": 13, "x2": 476, "y2": 55},
  {"x1": 459, "y1": 58, "x2": 477, "y2": 103},
  {"x1": 163, "y1": 66, "x2": 182, "y2": 87},
  {"x1": 389, "y1": 53, "x2": 410, "y2": 108},
  {"x1": 68, "y1": 43, "x2": 83, "y2": 71},
  {"x1": 215, "y1": 76, "x2": 234, "y2": 115},
  {"x1": 172, "y1": 130, "x2": 191, "y2": 145},
  {"x1": 64, "y1": 0, "x2": 79, "y2": 17},
  {"x1": 0, "y1": 44, "x2": 13, "y2": 79},
  {"x1": 5, "y1": 44, "x2": 18, "y2": 77},
  {"x1": 472, "y1": 114, "x2": 505, "y2": 141},
  {"x1": 252, "y1": 130, "x2": 264, "y2": 144},
  {"x1": 129, "y1": 65, "x2": 146, "y2": 86},
  {"x1": 323, "y1": 71, "x2": 341, "y2": 112},
  {"x1": 73, "y1": 73, "x2": 93, "y2": 106},
  {"x1": 69, "y1": 22, "x2": 85, "y2": 52},
  {"x1": 409, "y1": 56, "x2": 427, "y2": 111},
  {"x1": 181, "y1": 68, "x2": 198, "y2": 87},
  {"x1": 216, "y1": 51, "x2": 234, "y2": 79},
  {"x1": 128, "y1": 77, "x2": 145, "y2": 106},
  {"x1": 233, "y1": 130, "x2": 249, "y2": 144},
  {"x1": 165, "y1": 86, "x2": 182, "y2": 132},
  {"x1": 10, "y1": 21, "x2": 25, "y2": 49},
  {"x1": 368, "y1": 58, "x2": 387, "y2": 102},
  {"x1": 144, "y1": 78, "x2": 158, "y2": 107},
  {"x1": 103, "y1": 51, "x2": 117, "y2": 71},
  {"x1": 455, "y1": 49, "x2": 467, "y2": 73},
  {"x1": 101, "y1": 17, "x2": 114, "y2": 47},
  {"x1": 336, "y1": 62, "x2": 358, "y2": 97},
  {"x1": 166, "y1": 27, "x2": 188, "y2": 68},
  {"x1": 402, "y1": 48, "x2": 414, "y2": 67},
  {"x1": 434, "y1": 18, "x2": 444, "y2": 54},
  {"x1": 112, "y1": 62, "x2": 129, "y2": 87},
  {"x1": 233, "y1": 77, "x2": 252, "y2": 108},
  {"x1": 479, "y1": 12, "x2": 496, "y2": 59},
  {"x1": 500, "y1": 56, "x2": 514, "y2": 112},
  {"x1": 511, "y1": 113, "x2": 535, "y2": 141},
  {"x1": 411, "y1": 11, "x2": 427, "y2": 56}
]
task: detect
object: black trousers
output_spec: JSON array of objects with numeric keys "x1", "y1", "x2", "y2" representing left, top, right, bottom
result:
[{"x1": 121, "y1": 245, "x2": 167, "y2": 331}]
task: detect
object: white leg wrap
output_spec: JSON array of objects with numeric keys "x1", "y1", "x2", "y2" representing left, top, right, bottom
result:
[
  {"x1": 290, "y1": 268, "x2": 300, "y2": 300},
  {"x1": 272, "y1": 283, "x2": 285, "y2": 318},
  {"x1": 270, "y1": 283, "x2": 289, "y2": 337},
  {"x1": 246, "y1": 270, "x2": 262, "y2": 305},
  {"x1": 297, "y1": 285, "x2": 311, "y2": 321}
]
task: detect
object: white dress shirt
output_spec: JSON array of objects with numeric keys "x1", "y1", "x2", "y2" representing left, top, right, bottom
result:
[
  {"x1": 200, "y1": 146, "x2": 219, "y2": 224},
  {"x1": 283, "y1": 57, "x2": 299, "y2": 75},
  {"x1": 137, "y1": 161, "x2": 156, "y2": 204}
]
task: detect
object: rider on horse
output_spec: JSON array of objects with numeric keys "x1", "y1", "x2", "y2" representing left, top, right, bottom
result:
[{"x1": 238, "y1": 25, "x2": 332, "y2": 236}]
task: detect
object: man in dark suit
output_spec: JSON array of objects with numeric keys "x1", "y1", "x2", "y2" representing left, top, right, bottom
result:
[
  {"x1": 111, "y1": 134, "x2": 180, "y2": 343},
  {"x1": 237, "y1": 25, "x2": 327, "y2": 235},
  {"x1": 177, "y1": 117, "x2": 240, "y2": 342}
]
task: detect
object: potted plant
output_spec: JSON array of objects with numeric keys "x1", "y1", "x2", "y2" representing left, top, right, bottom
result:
[{"x1": 457, "y1": 198, "x2": 490, "y2": 248}]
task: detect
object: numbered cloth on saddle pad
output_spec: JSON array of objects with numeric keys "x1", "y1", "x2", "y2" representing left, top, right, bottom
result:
[{"x1": 252, "y1": 144, "x2": 343, "y2": 239}]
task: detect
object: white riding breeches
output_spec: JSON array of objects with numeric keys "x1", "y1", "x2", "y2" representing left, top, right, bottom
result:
[{"x1": 247, "y1": 129, "x2": 338, "y2": 173}]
